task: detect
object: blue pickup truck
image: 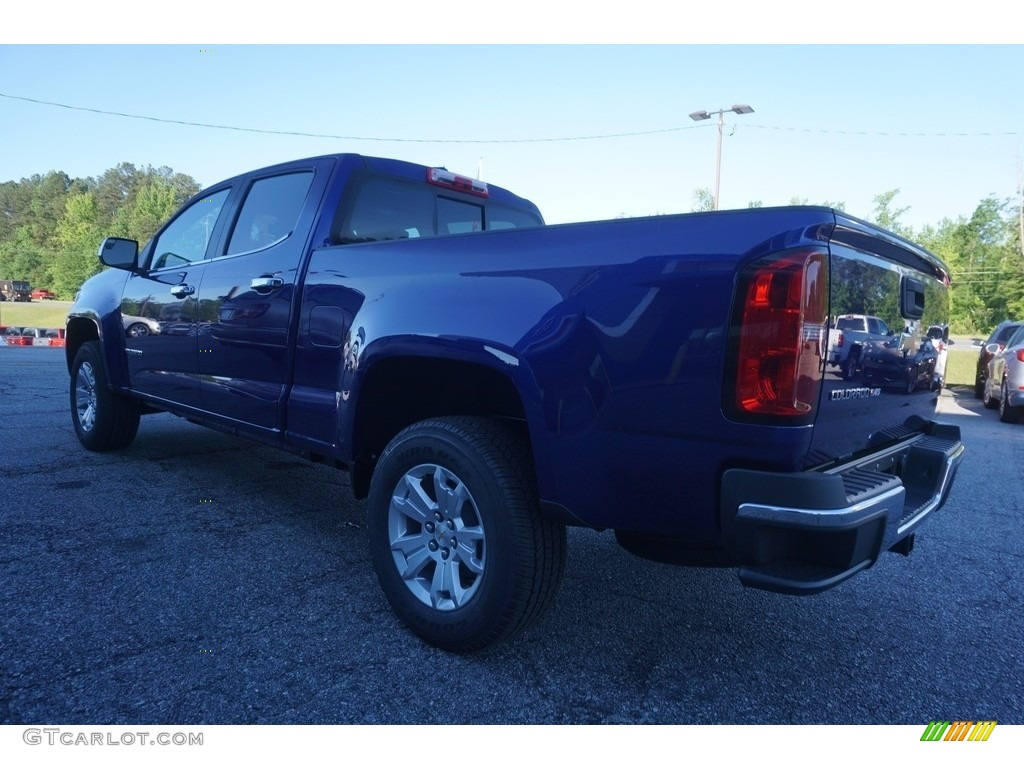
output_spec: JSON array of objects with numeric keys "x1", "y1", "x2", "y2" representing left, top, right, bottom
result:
[{"x1": 66, "y1": 153, "x2": 964, "y2": 652}]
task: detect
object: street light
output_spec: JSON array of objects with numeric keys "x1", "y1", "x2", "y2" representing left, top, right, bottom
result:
[{"x1": 689, "y1": 104, "x2": 755, "y2": 211}]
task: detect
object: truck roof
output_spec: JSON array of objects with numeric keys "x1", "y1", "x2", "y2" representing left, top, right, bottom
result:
[{"x1": 211, "y1": 153, "x2": 542, "y2": 221}]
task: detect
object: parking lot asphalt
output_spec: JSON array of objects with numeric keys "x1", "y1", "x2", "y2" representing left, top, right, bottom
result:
[{"x1": 1, "y1": 347, "x2": 1021, "y2": 725}]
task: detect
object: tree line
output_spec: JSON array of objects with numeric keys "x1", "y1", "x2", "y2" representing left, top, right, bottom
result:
[
  {"x1": 0, "y1": 164, "x2": 199, "y2": 300},
  {"x1": 692, "y1": 187, "x2": 1024, "y2": 334},
  {"x1": 1, "y1": 162, "x2": 1020, "y2": 334}
]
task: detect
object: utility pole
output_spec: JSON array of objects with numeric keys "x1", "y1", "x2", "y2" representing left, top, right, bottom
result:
[{"x1": 688, "y1": 104, "x2": 754, "y2": 210}]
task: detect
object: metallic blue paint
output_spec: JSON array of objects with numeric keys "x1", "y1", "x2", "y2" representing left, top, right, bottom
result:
[{"x1": 68, "y1": 154, "x2": 956, "y2": 544}]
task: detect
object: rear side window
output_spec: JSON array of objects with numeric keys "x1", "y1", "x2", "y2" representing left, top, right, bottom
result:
[
  {"x1": 334, "y1": 174, "x2": 540, "y2": 244},
  {"x1": 996, "y1": 324, "x2": 1022, "y2": 344},
  {"x1": 1005, "y1": 326, "x2": 1024, "y2": 348},
  {"x1": 339, "y1": 177, "x2": 434, "y2": 242},
  {"x1": 487, "y1": 203, "x2": 543, "y2": 230},
  {"x1": 227, "y1": 172, "x2": 314, "y2": 256},
  {"x1": 438, "y1": 197, "x2": 483, "y2": 234}
]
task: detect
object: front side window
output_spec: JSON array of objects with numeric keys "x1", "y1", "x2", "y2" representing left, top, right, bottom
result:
[
  {"x1": 149, "y1": 191, "x2": 229, "y2": 272},
  {"x1": 226, "y1": 172, "x2": 314, "y2": 255},
  {"x1": 149, "y1": 189, "x2": 230, "y2": 270}
]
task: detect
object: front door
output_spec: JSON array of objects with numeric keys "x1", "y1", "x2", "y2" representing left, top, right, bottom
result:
[{"x1": 122, "y1": 188, "x2": 231, "y2": 409}]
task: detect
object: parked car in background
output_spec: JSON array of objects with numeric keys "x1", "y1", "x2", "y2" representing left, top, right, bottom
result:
[
  {"x1": 976, "y1": 320, "x2": 1023, "y2": 398},
  {"x1": 5, "y1": 327, "x2": 37, "y2": 346},
  {"x1": 983, "y1": 323, "x2": 1024, "y2": 423},
  {"x1": 861, "y1": 334, "x2": 940, "y2": 393},
  {"x1": 826, "y1": 314, "x2": 895, "y2": 380},
  {"x1": 121, "y1": 315, "x2": 162, "y2": 338},
  {"x1": 31, "y1": 289, "x2": 57, "y2": 300},
  {"x1": 927, "y1": 324, "x2": 951, "y2": 388},
  {"x1": 0, "y1": 279, "x2": 31, "y2": 302},
  {"x1": 46, "y1": 328, "x2": 66, "y2": 347}
]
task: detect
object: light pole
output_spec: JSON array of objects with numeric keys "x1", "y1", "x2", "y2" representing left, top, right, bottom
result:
[{"x1": 688, "y1": 104, "x2": 754, "y2": 210}]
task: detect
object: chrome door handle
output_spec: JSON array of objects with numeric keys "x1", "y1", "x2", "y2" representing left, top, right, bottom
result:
[
  {"x1": 170, "y1": 284, "x2": 194, "y2": 298},
  {"x1": 250, "y1": 277, "x2": 283, "y2": 291}
]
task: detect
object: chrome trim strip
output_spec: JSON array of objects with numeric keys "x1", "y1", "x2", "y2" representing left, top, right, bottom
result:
[{"x1": 738, "y1": 485, "x2": 904, "y2": 526}]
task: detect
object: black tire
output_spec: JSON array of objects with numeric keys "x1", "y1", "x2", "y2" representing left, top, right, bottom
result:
[
  {"x1": 999, "y1": 379, "x2": 1021, "y2": 424},
  {"x1": 126, "y1": 322, "x2": 150, "y2": 338},
  {"x1": 983, "y1": 381, "x2": 999, "y2": 410},
  {"x1": 70, "y1": 341, "x2": 140, "y2": 451},
  {"x1": 841, "y1": 349, "x2": 861, "y2": 381},
  {"x1": 975, "y1": 377, "x2": 985, "y2": 400},
  {"x1": 366, "y1": 416, "x2": 566, "y2": 653},
  {"x1": 905, "y1": 366, "x2": 919, "y2": 395}
]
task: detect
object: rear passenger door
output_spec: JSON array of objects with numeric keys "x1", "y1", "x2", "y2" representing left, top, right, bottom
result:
[{"x1": 195, "y1": 159, "x2": 334, "y2": 433}]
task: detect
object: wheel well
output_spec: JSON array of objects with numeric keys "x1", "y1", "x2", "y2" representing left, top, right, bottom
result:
[
  {"x1": 65, "y1": 317, "x2": 99, "y2": 372},
  {"x1": 351, "y1": 356, "x2": 529, "y2": 498}
]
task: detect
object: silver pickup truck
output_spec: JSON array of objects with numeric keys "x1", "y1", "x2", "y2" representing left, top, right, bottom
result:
[{"x1": 826, "y1": 314, "x2": 896, "y2": 380}]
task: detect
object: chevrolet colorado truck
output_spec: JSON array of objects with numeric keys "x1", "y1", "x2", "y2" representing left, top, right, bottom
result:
[{"x1": 66, "y1": 153, "x2": 964, "y2": 652}]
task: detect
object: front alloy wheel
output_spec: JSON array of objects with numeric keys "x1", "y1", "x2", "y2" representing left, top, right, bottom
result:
[
  {"x1": 70, "y1": 341, "x2": 140, "y2": 451},
  {"x1": 367, "y1": 416, "x2": 566, "y2": 653},
  {"x1": 75, "y1": 359, "x2": 98, "y2": 433}
]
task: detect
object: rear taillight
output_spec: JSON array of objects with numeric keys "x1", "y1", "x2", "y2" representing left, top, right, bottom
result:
[
  {"x1": 1017, "y1": 349, "x2": 1024, "y2": 363},
  {"x1": 836, "y1": 331, "x2": 843, "y2": 348},
  {"x1": 731, "y1": 249, "x2": 827, "y2": 421}
]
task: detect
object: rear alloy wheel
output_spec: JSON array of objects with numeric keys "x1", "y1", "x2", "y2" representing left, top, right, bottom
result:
[
  {"x1": 999, "y1": 378, "x2": 1021, "y2": 424},
  {"x1": 841, "y1": 350, "x2": 860, "y2": 381},
  {"x1": 70, "y1": 341, "x2": 140, "y2": 451},
  {"x1": 905, "y1": 366, "x2": 919, "y2": 394},
  {"x1": 367, "y1": 416, "x2": 566, "y2": 653}
]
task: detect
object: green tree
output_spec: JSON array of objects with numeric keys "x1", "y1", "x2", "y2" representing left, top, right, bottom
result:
[
  {"x1": 113, "y1": 179, "x2": 187, "y2": 246},
  {"x1": 919, "y1": 197, "x2": 1023, "y2": 333},
  {"x1": 691, "y1": 187, "x2": 714, "y2": 212},
  {"x1": 870, "y1": 189, "x2": 912, "y2": 238},
  {"x1": 53, "y1": 192, "x2": 105, "y2": 297}
]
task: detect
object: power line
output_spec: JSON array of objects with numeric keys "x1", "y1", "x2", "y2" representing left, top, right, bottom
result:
[
  {"x1": 1, "y1": 91, "x2": 1021, "y2": 144},
  {"x1": 744, "y1": 123, "x2": 1021, "y2": 139},
  {"x1": 0, "y1": 92, "x2": 698, "y2": 144}
]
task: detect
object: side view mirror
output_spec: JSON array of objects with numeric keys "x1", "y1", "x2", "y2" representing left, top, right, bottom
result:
[
  {"x1": 985, "y1": 343, "x2": 1002, "y2": 355},
  {"x1": 98, "y1": 237, "x2": 140, "y2": 271}
]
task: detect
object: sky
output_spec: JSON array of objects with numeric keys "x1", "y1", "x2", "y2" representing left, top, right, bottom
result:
[
  {"x1": 2, "y1": 13, "x2": 1022, "y2": 759},
  {"x1": 1, "y1": 34, "x2": 1022, "y2": 236}
]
